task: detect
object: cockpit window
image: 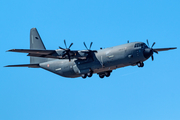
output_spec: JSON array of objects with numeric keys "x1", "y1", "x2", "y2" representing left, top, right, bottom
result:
[
  {"x1": 141, "y1": 43, "x2": 148, "y2": 48},
  {"x1": 134, "y1": 43, "x2": 141, "y2": 48},
  {"x1": 134, "y1": 43, "x2": 148, "y2": 48}
]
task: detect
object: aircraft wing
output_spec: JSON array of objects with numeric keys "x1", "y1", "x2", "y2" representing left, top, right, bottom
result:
[
  {"x1": 153, "y1": 47, "x2": 177, "y2": 52},
  {"x1": 7, "y1": 49, "x2": 60, "y2": 58},
  {"x1": 7, "y1": 49, "x2": 55, "y2": 54},
  {"x1": 7, "y1": 49, "x2": 80, "y2": 59},
  {"x1": 5, "y1": 64, "x2": 40, "y2": 68}
]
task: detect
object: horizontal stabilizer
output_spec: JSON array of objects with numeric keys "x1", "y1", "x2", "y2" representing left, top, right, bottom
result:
[{"x1": 4, "y1": 64, "x2": 40, "y2": 68}]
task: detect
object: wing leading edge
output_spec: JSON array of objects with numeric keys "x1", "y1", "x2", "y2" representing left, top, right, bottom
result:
[
  {"x1": 5, "y1": 64, "x2": 40, "y2": 68},
  {"x1": 7, "y1": 49, "x2": 55, "y2": 54},
  {"x1": 153, "y1": 47, "x2": 177, "y2": 52},
  {"x1": 7, "y1": 49, "x2": 62, "y2": 59},
  {"x1": 6, "y1": 49, "x2": 84, "y2": 59}
]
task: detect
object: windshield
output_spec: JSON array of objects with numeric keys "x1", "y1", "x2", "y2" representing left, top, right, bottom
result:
[{"x1": 134, "y1": 43, "x2": 148, "y2": 48}]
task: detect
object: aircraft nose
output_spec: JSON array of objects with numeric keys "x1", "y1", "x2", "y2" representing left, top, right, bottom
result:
[{"x1": 143, "y1": 48, "x2": 153, "y2": 59}]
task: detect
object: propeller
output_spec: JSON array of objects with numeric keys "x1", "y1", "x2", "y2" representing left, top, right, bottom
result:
[
  {"x1": 83, "y1": 42, "x2": 97, "y2": 52},
  {"x1": 144, "y1": 39, "x2": 158, "y2": 61},
  {"x1": 144, "y1": 39, "x2": 177, "y2": 61},
  {"x1": 59, "y1": 39, "x2": 73, "y2": 61}
]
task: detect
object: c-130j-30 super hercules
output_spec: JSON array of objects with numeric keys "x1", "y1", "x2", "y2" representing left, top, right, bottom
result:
[{"x1": 5, "y1": 28, "x2": 177, "y2": 79}]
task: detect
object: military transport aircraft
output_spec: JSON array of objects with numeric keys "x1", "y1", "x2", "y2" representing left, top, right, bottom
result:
[{"x1": 5, "y1": 28, "x2": 177, "y2": 79}]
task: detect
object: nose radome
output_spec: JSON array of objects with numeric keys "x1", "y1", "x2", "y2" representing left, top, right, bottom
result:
[{"x1": 143, "y1": 48, "x2": 153, "y2": 59}]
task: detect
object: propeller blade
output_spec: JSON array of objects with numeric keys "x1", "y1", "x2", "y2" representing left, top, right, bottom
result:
[
  {"x1": 146, "y1": 39, "x2": 149, "y2": 47},
  {"x1": 89, "y1": 42, "x2": 93, "y2": 50},
  {"x1": 83, "y1": 42, "x2": 88, "y2": 50},
  {"x1": 151, "y1": 42, "x2": 156, "y2": 48},
  {"x1": 64, "y1": 39, "x2": 67, "y2": 49},
  {"x1": 69, "y1": 43, "x2": 73, "y2": 49},
  {"x1": 153, "y1": 50, "x2": 158, "y2": 54},
  {"x1": 151, "y1": 55, "x2": 154, "y2": 61},
  {"x1": 59, "y1": 46, "x2": 66, "y2": 50},
  {"x1": 62, "y1": 52, "x2": 67, "y2": 57},
  {"x1": 67, "y1": 54, "x2": 71, "y2": 61},
  {"x1": 92, "y1": 50, "x2": 98, "y2": 53}
]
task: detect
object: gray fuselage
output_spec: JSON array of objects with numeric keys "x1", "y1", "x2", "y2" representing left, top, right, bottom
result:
[{"x1": 39, "y1": 42, "x2": 148, "y2": 78}]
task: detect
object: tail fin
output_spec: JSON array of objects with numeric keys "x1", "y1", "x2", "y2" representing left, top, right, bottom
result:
[{"x1": 30, "y1": 28, "x2": 48, "y2": 64}]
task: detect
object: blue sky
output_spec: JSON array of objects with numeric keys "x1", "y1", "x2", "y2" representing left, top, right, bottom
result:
[{"x1": 0, "y1": 0, "x2": 180, "y2": 120}]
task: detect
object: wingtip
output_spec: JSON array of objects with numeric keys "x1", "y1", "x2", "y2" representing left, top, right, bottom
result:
[
  {"x1": 4, "y1": 64, "x2": 40, "y2": 68},
  {"x1": 4, "y1": 65, "x2": 10, "y2": 67},
  {"x1": 171, "y1": 47, "x2": 177, "y2": 50},
  {"x1": 6, "y1": 49, "x2": 16, "y2": 52},
  {"x1": 4, "y1": 65, "x2": 13, "y2": 67},
  {"x1": 6, "y1": 49, "x2": 11, "y2": 52}
]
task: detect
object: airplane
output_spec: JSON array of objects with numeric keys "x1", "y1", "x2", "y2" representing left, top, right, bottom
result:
[{"x1": 5, "y1": 28, "x2": 177, "y2": 79}]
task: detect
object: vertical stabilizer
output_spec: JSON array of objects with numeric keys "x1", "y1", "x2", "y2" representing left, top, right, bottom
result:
[{"x1": 30, "y1": 28, "x2": 48, "y2": 64}]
